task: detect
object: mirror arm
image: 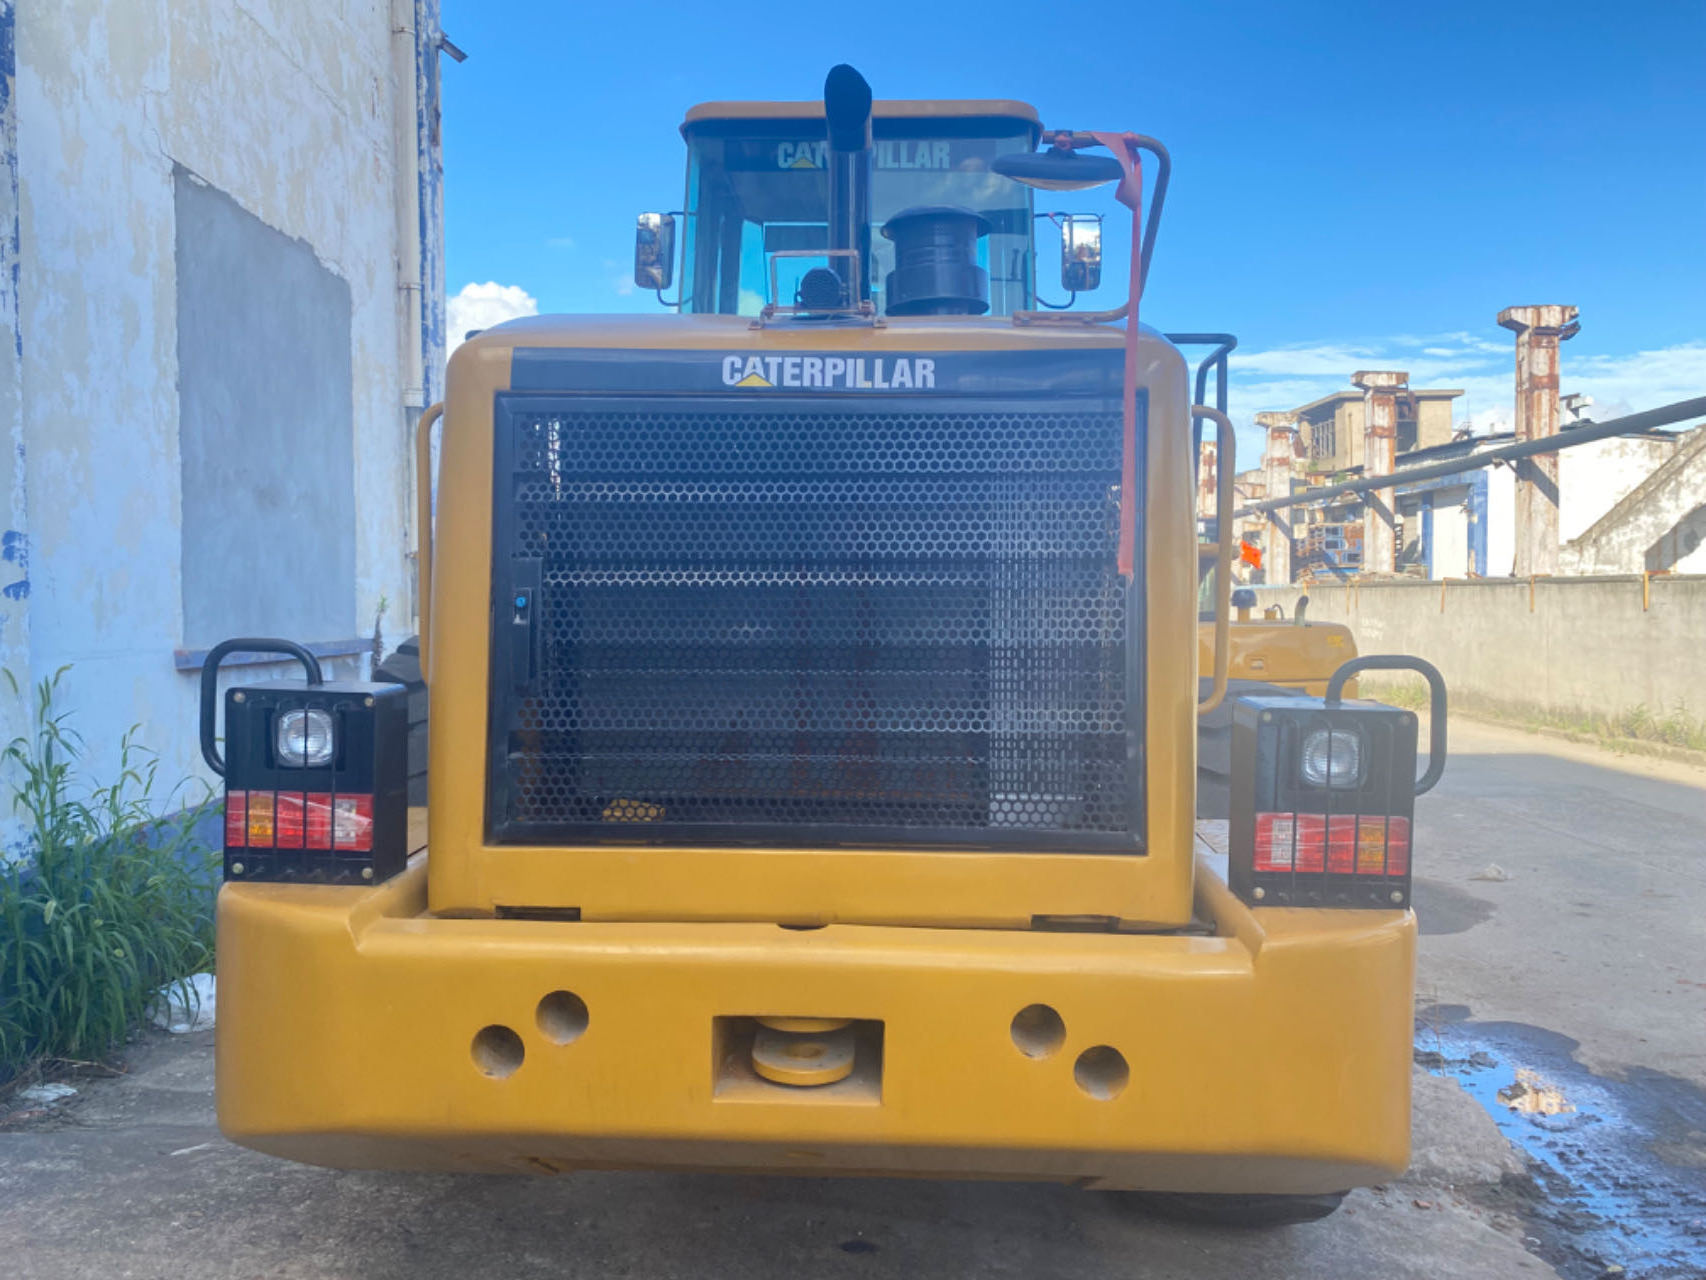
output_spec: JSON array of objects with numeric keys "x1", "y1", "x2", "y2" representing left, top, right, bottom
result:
[
  {"x1": 1032, "y1": 290, "x2": 1078, "y2": 311},
  {"x1": 1012, "y1": 132, "x2": 1169, "y2": 327},
  {"x1": 653, "y1": 209, "x2": 691, "y2": 309}
]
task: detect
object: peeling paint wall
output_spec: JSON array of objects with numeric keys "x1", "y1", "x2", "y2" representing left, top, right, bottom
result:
[
  {"x1": 1562, "y1": 428, "x2": 1706, "y2": 575},
  {"x1": 1558, "y1": 433, "x2": 1680, "y2": 545},
  {"x1": 0, "y1": 0, "x2": 30, "y2": 816},
  {"x1": 6, "y1": 0, "x2": 443, "y2": 838}
]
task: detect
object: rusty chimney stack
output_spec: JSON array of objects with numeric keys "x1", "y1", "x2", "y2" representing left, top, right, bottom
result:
[
  {"x1": 1352, "y1": 371, "x2": 1409, "y2": 575},
  {"x1": 1255, "y1": 411, "x2": 1299, "y2": 584},
  {"x1": 1498, "y1": 305, "x2": 1580, "y2": 577},
  {"x1": 1196, "y1": 435, "x2": 1218, "y2": 523}
]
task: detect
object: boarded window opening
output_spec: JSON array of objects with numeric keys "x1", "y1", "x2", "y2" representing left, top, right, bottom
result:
[{"x1": 174, "y1": 167, "x2": 355, "y2": 648}]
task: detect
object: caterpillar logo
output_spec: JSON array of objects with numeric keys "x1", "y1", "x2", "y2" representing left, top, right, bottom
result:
[
  {"x1": 720, "y1": 354, "x2": 936, "y2": 391},
  {"x1": 776, "y1": 140, "x2": 954, "y2": 171}
]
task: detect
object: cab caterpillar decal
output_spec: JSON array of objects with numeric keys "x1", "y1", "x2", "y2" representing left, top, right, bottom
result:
[
  {"x1": 721, "y1": 353, "x2": 935, "y2": 391},
  {"x1": 776, "y1": 140, "x2": 953, "y2": 171}
]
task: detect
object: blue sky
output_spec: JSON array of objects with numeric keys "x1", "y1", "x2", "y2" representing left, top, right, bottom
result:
[{"x1": 441, "y1": 1, "x2": 1705, "y2": 454}]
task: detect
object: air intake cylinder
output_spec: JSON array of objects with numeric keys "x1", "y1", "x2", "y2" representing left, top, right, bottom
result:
[{"x1": 881, "y1": 205, "x2": 991, "y2": 316}]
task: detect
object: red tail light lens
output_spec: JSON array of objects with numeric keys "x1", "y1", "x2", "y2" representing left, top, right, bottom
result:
[
  {"x1": 275, "y1": 793, "x2": 306, "y2": 849},
  {"x1": 333, "y1": 795, "x2": 374, "y2": 852},
  {"x1": 225, "y1": 790, "x2": 372, "y2": 852},
  {"x1": 1255, "y1": 813, "x2": 1410, "y2": 876},
  {"x1": 225, "y1": 792, "x2": 247, "y2": 848}
]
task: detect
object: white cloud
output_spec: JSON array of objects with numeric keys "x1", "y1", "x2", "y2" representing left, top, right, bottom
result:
[
  {"x1": 602, "y1": 258, "x2": 635, "y2": 298},
  {"x1": 1230, "y1": 343, "x2": 1379, "y2": 378},
  {"x1": 1561, "y1": 343, "x2": 1706, "y2": 423},
  {"x1": 447, "y1": 281, "x2": 538, "y2": 348}
]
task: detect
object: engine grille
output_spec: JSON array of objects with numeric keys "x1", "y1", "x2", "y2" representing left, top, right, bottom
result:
[{"x1": 487, "y1": 394, "x2": 1142, "y2": 850}]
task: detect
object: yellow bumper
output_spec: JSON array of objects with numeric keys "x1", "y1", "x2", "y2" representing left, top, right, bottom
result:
[{"x1": 215, "y1": 857, "x2": 1415, "y2": 1192}]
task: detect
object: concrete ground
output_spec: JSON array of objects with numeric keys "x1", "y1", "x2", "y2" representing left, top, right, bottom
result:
[{"x1": 1, "y1": 718, "x2": 1701, "y2": 1279}]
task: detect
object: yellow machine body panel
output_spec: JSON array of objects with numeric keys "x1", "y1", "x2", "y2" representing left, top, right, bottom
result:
[
  {"x1": 425, "y1": 315, "x2": 1201, "y2": 930},
  {"x1": 216, "y1": 839, "x2": 1415, "y2": 1189},
  {"x1": 1196, "y1": 621, "x2": 1356, "y2": 696}
]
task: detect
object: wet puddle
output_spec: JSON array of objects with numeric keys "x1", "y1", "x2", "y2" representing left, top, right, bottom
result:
[{"x1": 1416, "y1": 1014, "x2": 1706, "y2": 1279}]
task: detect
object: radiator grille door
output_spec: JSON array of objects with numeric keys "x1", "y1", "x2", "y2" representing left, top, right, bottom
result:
[{"x1": 487, "y1": 395, "x2": 1143, "y2": 850}]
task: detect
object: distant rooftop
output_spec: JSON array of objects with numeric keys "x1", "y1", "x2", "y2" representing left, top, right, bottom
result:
[{"x1": 1287, "y1": 387, "x2": 1465, "y2": 417}]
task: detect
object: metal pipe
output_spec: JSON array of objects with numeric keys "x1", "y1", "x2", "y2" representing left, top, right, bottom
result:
[
  {"x1": 414, "y1": 402, "x2": 443, "y2": 677},
  {"x1": 823, "y1": 65, "x2": 873, "y2": 305},
  {"x1": 1233, "y1": 395, "x2": 1706, "y2": 518}
]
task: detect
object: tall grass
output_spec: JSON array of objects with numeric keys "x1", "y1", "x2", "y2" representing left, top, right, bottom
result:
[{"x1": 0, "y1": 669, "x2": 216, "y2": 1078}]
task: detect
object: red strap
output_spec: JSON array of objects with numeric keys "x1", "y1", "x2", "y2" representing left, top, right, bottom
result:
[{"x1": 1089, "y1": 131, "x2": 1144, "y2": 579}]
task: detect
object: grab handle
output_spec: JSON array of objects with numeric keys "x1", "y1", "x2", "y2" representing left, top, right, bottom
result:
[
  {"x1": 198, "y1": 638, "x2": 324, "y2": 776},
  {"x1": 1326, "y1": 655, "x2": 1448, "y2": 795}
]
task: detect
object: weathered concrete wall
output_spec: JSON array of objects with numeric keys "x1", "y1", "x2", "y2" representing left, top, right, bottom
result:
[
  {"x1": 1559, "y1": 433, "x2": 1677, "y2": 545},
  {"x1": 1562, "y1": 428, "x2": 1706, "y2": 575},
  {"x1": 1254, "y1": 576, "x2": 1706, "y2": 727},
  {"x1": 0, "y1": 0, "x2": 29, "y2": 801},
  {"x1": 4, "y1": 0, "x2": 443, "y2": 837}
]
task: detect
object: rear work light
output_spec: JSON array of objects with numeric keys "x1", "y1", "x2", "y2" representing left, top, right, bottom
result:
[
  {"x1": 200, "y1": 638, "x2": 408, "y2": 886},
  {"x1": 1228, "y1": 655, "x2": 1446, "y2": 910}
]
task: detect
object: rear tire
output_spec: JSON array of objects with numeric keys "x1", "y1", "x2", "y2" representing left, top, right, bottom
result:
[{"x1": 1124, "y1": 1190, "x2": 1347, "y2": 1227}]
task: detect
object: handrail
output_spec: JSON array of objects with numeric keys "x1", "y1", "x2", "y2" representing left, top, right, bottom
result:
[
  {"x1": 1193, "y1": 406, "x2": 1235, "y2": 715},
  {"x1": 1165, "y1": 332, "x2": 1238, "y2": 499},
  {"x1": 415, "y1": 402, "x2": 443, "y2": 680}
]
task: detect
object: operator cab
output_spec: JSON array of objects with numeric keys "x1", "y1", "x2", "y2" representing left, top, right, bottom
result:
[{"x1": 635, "y1": 100, "x2": 1105, "y2": 318}]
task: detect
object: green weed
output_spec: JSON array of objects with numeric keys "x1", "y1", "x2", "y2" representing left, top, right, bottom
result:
[{"x1": 0, "y1": 669, "x2": 216, "y2": 1080}]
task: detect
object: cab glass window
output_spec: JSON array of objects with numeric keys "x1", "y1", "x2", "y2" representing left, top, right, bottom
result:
[{"x1": 682, "y1": 120, "x2": 1035, "y2": 317}]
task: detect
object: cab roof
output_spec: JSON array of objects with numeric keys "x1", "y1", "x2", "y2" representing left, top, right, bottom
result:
[{"x1": 682, "y1": 98, "x2": 1041, "y2": 138}]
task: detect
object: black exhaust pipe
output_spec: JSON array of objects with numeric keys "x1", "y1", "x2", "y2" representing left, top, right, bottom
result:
[{"x1": 823, "y1": 64, "x2": 873, "y2": 305}]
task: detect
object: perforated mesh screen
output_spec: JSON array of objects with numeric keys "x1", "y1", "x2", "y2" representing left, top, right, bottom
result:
[{"x1": 489, "y1": 395, "x2": 1142, "y2": 849}]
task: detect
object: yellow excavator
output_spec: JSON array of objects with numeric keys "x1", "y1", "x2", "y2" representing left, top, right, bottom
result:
[{"x1": 207, "y1": 66, "x2": 1445, "y2": 1226}]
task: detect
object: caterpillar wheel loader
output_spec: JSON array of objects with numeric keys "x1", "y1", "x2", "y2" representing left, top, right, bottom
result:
[{"x1": 205, "y1": 66, "x2": 1446, "y2": 1227}]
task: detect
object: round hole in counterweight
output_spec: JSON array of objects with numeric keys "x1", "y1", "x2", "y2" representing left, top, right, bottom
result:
[
  {"x1": 471, "y1": 1024, "x2": 525, "y2": 1078},
  {"x1": 1010, "y1": 1003, "x2": 1066, "y2": 1059},
  {"x1": 536, "y1": 991, "x2": 589, "y2": 1046},
  {"x1": 1073, "y1": 1045, "x2": 1129, "y2": 1100}
]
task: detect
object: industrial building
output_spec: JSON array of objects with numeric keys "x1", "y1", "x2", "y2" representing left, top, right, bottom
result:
[
  {"x1": 1236, "y1": 307, "x2": 1706, "y2": 584},
  {"x1": 0, "y1": 0, "x2": 449, "y2": 845}
]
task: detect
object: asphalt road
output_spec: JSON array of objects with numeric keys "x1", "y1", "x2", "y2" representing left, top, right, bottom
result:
[{"x1": 1, "y1": 718, "x2": 1702, "y2": 1279}]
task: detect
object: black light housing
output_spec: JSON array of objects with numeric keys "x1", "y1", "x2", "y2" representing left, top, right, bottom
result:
[
  {"x1": 1227, "y1": 656, "x2": 1446, "y2": 910},
  {"x1": 201, "y1": 638, "x2": 409, "y2": 886}
]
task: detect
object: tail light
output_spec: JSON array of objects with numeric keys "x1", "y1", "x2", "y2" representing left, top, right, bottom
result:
[
  {"x1": 1228, "y1": 655, "x2": 1445, "y2": 909},
  {"x1": 200, "y1": 639, "x2": 408, "y2": 885}
]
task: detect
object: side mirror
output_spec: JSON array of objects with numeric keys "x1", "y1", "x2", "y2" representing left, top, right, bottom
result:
[
  {"x1": 1059, "y1": 215, "x2": 1102, "y2": 292},
  {"x1": 634, "y1": 213, "x2": 675, "y2": 291}
]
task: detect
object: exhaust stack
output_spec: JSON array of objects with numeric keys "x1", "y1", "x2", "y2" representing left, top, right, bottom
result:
[{"x1": 823, "y1": 64, "x2": 873, "y2": 305}]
